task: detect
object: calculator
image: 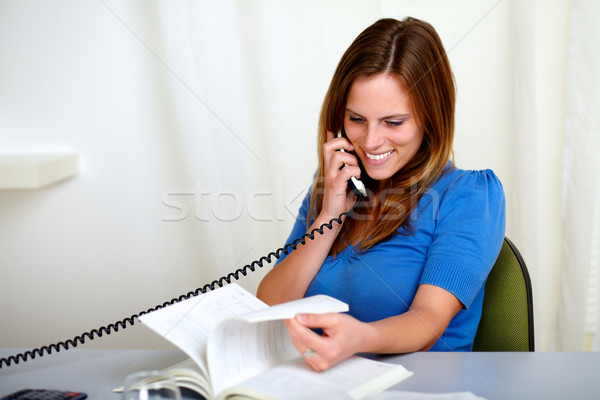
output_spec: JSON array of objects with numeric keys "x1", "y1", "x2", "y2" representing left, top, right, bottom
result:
[{"x1": 1, "y1": 389, "x2": 87, "y2": 400}]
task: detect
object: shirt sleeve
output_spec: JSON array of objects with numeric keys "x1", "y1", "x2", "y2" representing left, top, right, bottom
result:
[
  {"x1": 274, "y1": 188, "x2": 312, "y2": 265},
  {"x1": 419, "y1": 169, "x2": 506, "y2": 309}
]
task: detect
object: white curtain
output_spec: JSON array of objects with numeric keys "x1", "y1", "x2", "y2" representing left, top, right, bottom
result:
[
  {"x1": 152, "y1": 0, "x2": 600, "y2": 350},
  {"x1": 558, "y1": 0, "x2": 600, "y2": 351},
  {"x1": 509, "y1": 0, "x2": 571, "y2": 351},
  {"x1": 151, "y1": 1, "x2": 390, "y2": 294},
  {"x1": 153, "y1": 0, "x2": 280, "y2": 292}
]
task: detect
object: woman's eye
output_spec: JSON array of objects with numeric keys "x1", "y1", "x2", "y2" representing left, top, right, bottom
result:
[
  {"x1": 349, "y1": 116, "x2": 365, "y2": 124},
  {"x1": 386, "y1": 120, "x2": 405, "y2": 127}
]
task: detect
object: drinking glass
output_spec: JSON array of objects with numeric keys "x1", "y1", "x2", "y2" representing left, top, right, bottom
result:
[{"x1": 122, "y1": 370, "x2": 181, "y2": 400}]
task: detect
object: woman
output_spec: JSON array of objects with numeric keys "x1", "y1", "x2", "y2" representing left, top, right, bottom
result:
[{"x1": 257, "y1": 17, "x2": 505, "y2": 371}]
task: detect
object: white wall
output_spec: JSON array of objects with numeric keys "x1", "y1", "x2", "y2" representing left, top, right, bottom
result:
[
  {"x1": 0, "y1": 0, "x2": 208, "y2": 349},
  {"x1": 0, "y1": 0, "x2": 564, "y2": 350}
]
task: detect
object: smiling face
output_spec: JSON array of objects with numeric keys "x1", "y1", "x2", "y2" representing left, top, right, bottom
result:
[{"x1": 344, "y1": 73, "x2": 424, "y2": 183}]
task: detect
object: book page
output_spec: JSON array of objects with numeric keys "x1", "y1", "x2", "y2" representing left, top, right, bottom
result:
[
  {"x1": 164, "y1": 358, "x2": 211, "y2": 399},
  {"x1": 138, "y1": 283, "x2": 267, "y2": 384},
  {"x1": 239, "y1": 294, "x2": 349, "y2": 323},
  {"x1": 207, "y1": 294, "x2": 349, "y2": 396},
  {"x1": 208, "y1": 318, "x2": 297, "y2": 396},
  {"x1": 218, "y1": 356, "x2": 413, "y2": 400}
]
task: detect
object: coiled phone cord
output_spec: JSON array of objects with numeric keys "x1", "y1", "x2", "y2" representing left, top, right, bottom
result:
[{"x1": 0, "y1": 199, "x2": 360, "y2": 369}]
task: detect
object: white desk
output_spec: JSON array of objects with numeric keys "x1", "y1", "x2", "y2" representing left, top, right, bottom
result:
[
  {"x1": 1, "y1": 348, "x2": 599, "y2": 399},
  {"x1": 385, "y1": 351, "x2": 600, "y2": 399}
]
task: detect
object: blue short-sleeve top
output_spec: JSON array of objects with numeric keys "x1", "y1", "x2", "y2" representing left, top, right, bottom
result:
[{"x1": 276, "y1": 164, "x2": 506, "y2": 351}]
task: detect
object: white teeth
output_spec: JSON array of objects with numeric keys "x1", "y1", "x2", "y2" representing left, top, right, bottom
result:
[{"x1": 366, "y1": 150, "x2": 393, "y2": 160}]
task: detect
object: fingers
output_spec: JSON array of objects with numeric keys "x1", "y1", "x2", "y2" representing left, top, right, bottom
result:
[
  {"x1": 287, "y1": 322, "x2": 331, "y2": 372},
  {"x1": 326, "y1": 158, "x2": 361, "y2": 184},
  {"x1": 295, "y1": 312, "x2": 340, "y2": 329},
  {"x1": 323, "y1": 136, "x2": 361, "y2": 185},
  {"x1": 328, "y1": 150, "x2": 359, "y2": 170},
  {"x1": 323, "y1": 136, "x2": 358, "y2": 168},
  {"x1": 285, "y1": 313, "x2": 348, "y2": 372},
  {"x1": 285, "y1": 317, "x2": 324, "y2": 354},
  {"x1": 320, "y1": 133, "x2": 362, "y2": 220},
  {"x1": 324, "y1": 135, "x2": 355, "y2": 153}
]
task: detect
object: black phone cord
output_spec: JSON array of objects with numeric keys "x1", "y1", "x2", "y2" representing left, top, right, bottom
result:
[{"x1": 0, "y1": 200, "x2": 359, "y2": 369}]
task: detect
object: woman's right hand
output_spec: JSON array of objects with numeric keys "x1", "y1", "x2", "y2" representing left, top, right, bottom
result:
[
  {"x1": 256, "y1": 132, "x2": 361, "y2": 305},
  {"x1": 320, "y1": 131, "x2": 362, "y2": 221}
]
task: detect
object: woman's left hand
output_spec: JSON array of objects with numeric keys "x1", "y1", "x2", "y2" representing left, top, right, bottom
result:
[{"x1": 284, "y1": 312, "x2": 372, "y2": 371}]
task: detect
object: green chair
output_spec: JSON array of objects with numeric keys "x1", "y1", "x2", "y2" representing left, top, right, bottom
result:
[{"x1": 472, "y1": 237, "x2": 535, "y2": 351}]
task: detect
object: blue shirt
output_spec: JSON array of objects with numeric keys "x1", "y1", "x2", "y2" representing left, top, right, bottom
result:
[{"x1": 277, "y1": 164, "x2": 506, "y2": 351}]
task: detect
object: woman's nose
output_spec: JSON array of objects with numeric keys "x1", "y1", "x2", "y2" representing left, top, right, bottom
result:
[{"x1": 362, "y1": 124, "x2": 385, "y2": 150}]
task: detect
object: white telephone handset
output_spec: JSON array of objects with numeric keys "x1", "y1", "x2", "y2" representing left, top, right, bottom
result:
[{"x1": 336, "y1": 131, "x2": 367, "y2": 198}]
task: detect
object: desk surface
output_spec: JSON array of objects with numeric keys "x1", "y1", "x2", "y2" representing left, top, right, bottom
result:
[{"x1": 1, "y1": 348, "x2": 599, "y2": 399}]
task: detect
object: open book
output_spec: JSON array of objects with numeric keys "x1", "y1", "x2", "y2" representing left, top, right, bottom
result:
[{"x1": 138, "y1": 283, "x2": 412, "y2": 400}]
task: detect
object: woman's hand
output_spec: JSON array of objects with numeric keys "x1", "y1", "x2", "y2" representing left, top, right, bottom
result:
[
  {"x1": 320, "y1": 131, "x2": 362, "y2": 221},
  {"x1": 282, "y1": 285, "x2": 463, "y2": 369},
  {"x1": 256, "y1": 132, "x2": 360, "y2": 306},
  {"x1": 284, "y1": 312, "x2": 373, "y2": 372}
]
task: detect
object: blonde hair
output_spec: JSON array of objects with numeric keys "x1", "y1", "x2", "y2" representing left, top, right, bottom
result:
[{"x1": 309, "y1": 17, "x2": 456, "y2": 254}]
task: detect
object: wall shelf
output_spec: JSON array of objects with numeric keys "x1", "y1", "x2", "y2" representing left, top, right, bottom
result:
[{"x1": 0, "y1": 154, "x2": 79, "y2": 189}]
